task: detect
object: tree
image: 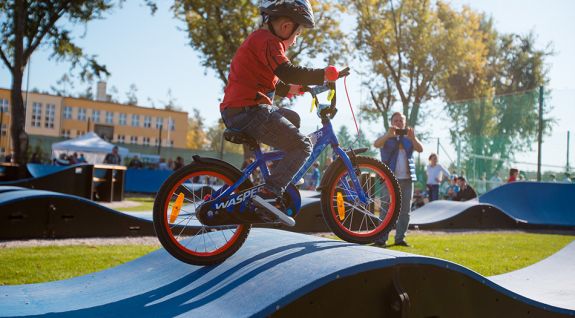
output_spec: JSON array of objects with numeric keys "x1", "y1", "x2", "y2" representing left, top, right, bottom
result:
[
  {"x1": 441, "y1": 31, "x2": 553, "y2": 177},
  {"x1": 186, "y1": 108, "x2": 207, "y2": 149},
  {"x1": 350, "y1": 0, "x2": 481, "y2": 131},
  {"x1": 125, "y1": 83, "x2": 138, "y2": 105},
  {"x1": 0, "y1": 1, "x2": 114, "y2": 166}
]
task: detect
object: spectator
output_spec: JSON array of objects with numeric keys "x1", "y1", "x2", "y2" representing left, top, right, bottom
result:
[
  {"x1": 446, "y1": 175, "x2": 460, "y2": 200},
  {"x1": 128, "y1": 155, "x2": 144, "y2": 169},
  {"x1": 549, "y1": 174, "x2": 557, "y2": 182},
  {"x1": 158, "y1": 158, "x2": 169, "y2": 170},
  {"x1": 103, "y1": 146, "x2": 122, "y2": 165},
  {"x1": 454, "y1": 176, "x2": 477, "y2": 201},
  {"x1": 488, "y1": 172, "x2": 503, "y2": 190},
  {"x1": 77, "y1": 153, "x2": 87, "y2": 163},
  {"x1": 68, "y1": 152, "x2": 78, "y2": 164},
  {"x1": 167, "y1": 158, "x2": 175, "y2": 170},
  {"x1": 174, "y1": 156, "x2": 185, "y2": 170},
  {"x1": 308, "y1": 162, "x2": 321, "y2": 190},
  {"x1": 507, "y1": 168, "x2": 519, "y2": 183},
  {"x1": 476, "y1": 173, "x2": 487, "y2": 194},
  {"x1": 563, "y1": 172, "x2": 572, "y2": 183},
  {"x1": 425, "y1": 153, "x2": 450, "y2": 202},
  {"x1": 372, "y1": 111, "x2": 423, "y2": 247}
]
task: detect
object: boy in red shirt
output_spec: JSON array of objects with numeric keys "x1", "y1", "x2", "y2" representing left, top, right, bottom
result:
[{"x1": 220, "y1": 0, "x2": 339, "y2": 221}]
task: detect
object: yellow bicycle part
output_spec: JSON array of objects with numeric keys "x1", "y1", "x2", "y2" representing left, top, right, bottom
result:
[
  {"x1": 310, "y1": 97, "x2": 318, "y2": 112},
  {"x1": 336, "y1": 192, "x2": 345, "y2": 221},
  {"x1": 327, "y1": 89, "x2": 335, "y2": 102},
  {"x1": 169, "y1": 192, "x2": 185, "y2": 223}
]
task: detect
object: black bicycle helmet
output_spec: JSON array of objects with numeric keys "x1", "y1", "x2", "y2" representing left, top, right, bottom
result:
[{"x1": 259, "y1": 0, "x2": 315, "y2": 29}]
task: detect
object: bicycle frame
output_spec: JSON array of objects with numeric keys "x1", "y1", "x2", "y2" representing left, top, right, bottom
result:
[{"x1": 213, "y1": 117, "x2": 369, "y2": 207}]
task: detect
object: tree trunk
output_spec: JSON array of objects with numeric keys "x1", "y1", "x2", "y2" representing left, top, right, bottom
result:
[{"x1": 11, "y1": 0, "x2": 29, "y2": 173}]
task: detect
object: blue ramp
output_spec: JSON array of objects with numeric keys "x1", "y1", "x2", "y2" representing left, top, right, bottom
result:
[
  {"x1": 0, "y1": 229, "x2": 573, "y2": 317},
  {"x1": 480, "y1": 182, "x2": 575, "y2": 227}
]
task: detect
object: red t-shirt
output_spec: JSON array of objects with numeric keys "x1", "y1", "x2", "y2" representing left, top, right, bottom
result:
[{"x1": 220, "y1": 29, "x2": 290, "y2": 110}]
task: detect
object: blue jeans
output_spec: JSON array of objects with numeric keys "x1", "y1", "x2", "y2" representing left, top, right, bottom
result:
[
  {"x1": 427, "y1": 184, "x2": 439, "y2": 201},
  {"x1": 221, "y1": 105, "x2": 312, "y2": 193},
  {"x1": 377, "y1": 179, "x2": 413, "y2": 244}
]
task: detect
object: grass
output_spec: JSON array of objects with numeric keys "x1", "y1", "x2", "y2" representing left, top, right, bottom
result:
[
  {"x1": 115, "y1": 196, "x2": 155, "y2": 212},
  {"x1": 367, "y1": 231, "x2": 575, "y2": 276},
  {"x1": 0, "y1": 245, "x2": 159, "y2": 285},
  {"x1": 0, "y1": 232, "x2": 573, "y2": 285}
]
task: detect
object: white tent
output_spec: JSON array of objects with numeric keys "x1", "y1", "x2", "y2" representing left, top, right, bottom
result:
[{"x1": 51, "y1": 132, "x2": 129, "y2": 164}]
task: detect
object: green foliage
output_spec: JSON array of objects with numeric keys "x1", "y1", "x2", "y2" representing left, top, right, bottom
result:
[
  {"x1": 186, "y1": 108, "x2": 208, "y2": 149},
  {"x1": 442, "y1": 32, "x2": 553, "y2": 177},
  {"x1": 351, "y1": 0, "x2": 471, "y2": 129},
  {"x1": 205, "y1": 119, "x2": 243, "y2": 155},
  {"x1": 0, "y1": 0, "x2": 119, "y2": 165}
]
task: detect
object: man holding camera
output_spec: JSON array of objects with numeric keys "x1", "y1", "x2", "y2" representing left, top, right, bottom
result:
[{"x1": 373, "y1": 112, "x2": 423, "y2": 247}]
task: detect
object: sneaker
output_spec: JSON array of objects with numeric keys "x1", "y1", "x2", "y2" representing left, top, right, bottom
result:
[
  {"x1": 394, "y1": 240, "x2": 410, "y2": 247},
  {"x1": 252, "y1": 186, "x2": 295, "y2": 227}
]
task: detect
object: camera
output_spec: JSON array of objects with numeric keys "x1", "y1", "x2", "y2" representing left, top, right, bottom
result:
[{"x1": 395, "y1": 128, "x2": 408, "y2": 135}]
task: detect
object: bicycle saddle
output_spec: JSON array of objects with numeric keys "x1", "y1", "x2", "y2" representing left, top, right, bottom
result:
[{"x1": 223, "y1": 129, "x2": 258, "y2": 148}]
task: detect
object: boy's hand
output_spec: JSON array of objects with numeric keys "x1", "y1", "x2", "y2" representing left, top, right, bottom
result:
[
  {"x1": 324, "y1": 65, "x2": 339, "y2": 82},
  {"x1": 286, "y1": 85, "x2": 305, "y2": 99}
]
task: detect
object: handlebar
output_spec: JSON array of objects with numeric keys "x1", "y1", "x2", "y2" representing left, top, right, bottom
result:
[{"x1": 301, "y1": 67, "x2": 350, "y2": 120}]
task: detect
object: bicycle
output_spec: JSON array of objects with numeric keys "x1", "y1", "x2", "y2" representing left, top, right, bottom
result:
[{"x1": 153, "y1": 67, "x2": 402, "y2": 265}]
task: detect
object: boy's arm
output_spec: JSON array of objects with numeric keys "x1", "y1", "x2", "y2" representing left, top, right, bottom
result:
[{"x1": 274, "y1": 62, "x2": 325, "y2": 86}]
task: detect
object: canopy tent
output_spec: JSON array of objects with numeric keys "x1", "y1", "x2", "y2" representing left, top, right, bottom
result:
[{"x1": 51, "y1": 132, "x2": 129, "y2": 164}]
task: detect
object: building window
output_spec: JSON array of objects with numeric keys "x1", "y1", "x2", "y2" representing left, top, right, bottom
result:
[
  {"x1": 1, "y1": 123, "x2": 7, "y2": 136},
  {"x1": 0, "y1": 147, "x2": 4, "y2": 155},
  {"x1": 0, "y1": 98, "x2": 8, "y2": 113},
  {"x1": 44, "y1": 104, "x2": 55, "y2": 129},
  {"x1": 131, "y1": 114, "x2": 140, "y2": 127},
  {"x1": 119, "y1": 113, "x2": 127, "y2": 126},
  {"x1": 63, "y1": 106, "x2": 72, "y2": 119},
  {"x1": 168, "y1": 118, "x2": 175, "y2": 131},
  {"x1": 154, "y1": 138, "x2": 160, "y2": 146},
  {"x1": 117, "y1": 135, "x2": 125, "y2": 143},
  {"x1": 130, "y1": 136, "x2": 138, "y2": 144},
  {"x1": 143, "y1": 137, "x2": 150, "y2": 146},
  {"x1": 156, "y1": 117, "x2": 163, "y2": 129},
  {"x1": 61, "y1": 129, "x2": 71, "y2": 138},
  {"x1": 92, "y1": 110, "x2": 100, "y2": 123},
  {"x1": 76, "y1": 130, "x2": 84, "y2": 137},
  {"x1": 169, "y1": 140, "x2": 174, "y2": 147},
  {"x1": 32, "y1": 102, "x2": 42, "y2": 127},
  {"x1": 106, "y1": 111, "x2": 114, "y2": 124},
  {"x1": 77, "y1": 108, "x2": 87, "y2": 121},
  {"x1": 144, "y1": 116, "x2": 152, "y2": 128}
]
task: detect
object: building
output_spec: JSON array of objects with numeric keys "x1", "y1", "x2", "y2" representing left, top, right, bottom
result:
[{"x1": 0, "y1": 83, "x2": 188, "y2": 159}]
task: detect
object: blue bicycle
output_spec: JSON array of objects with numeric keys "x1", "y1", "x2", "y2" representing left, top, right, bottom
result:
[{"x1": 153, "y1": 68, "x2": 402, "y2": 265}]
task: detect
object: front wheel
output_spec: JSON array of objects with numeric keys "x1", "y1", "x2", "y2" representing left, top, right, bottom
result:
[
  {"x1": 321, "y1": 156, "x2": 401, "y2": 244},
  {"x1": 153, "y1": 161, "x2": 252, "y2": 265}
]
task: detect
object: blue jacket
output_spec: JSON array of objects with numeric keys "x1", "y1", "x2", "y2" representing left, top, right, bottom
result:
[{"x1": 380, "y1": 136, "x2": 417, "y2": 181}]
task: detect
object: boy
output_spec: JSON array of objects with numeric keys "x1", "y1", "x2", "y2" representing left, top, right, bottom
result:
[{"x1": 220, "y1": 0, "x2": 340, "y2": 222}]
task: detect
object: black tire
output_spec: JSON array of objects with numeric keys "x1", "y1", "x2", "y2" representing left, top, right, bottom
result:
[
  {"x1": 153, "y1": 161, "x2": 252, "y2": 265},
  {"x1": 320, "y1": 156, "x2": 402, "y2": 244}
]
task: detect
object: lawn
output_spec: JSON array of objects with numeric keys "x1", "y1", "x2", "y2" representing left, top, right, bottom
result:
[
  {"x1": 0, "y1": 231, "x2": 573, "y2": 285},
  {"x1": 0, "y1": 245, "x2": 159, "y2": 285},
  {"x1": 368, "y1": 231, "x2": 574, "y2": 276}
]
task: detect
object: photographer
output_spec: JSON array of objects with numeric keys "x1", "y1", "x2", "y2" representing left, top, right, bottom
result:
[{"x1": 373, "y1": 112, "x2": 423, "y2": 247}]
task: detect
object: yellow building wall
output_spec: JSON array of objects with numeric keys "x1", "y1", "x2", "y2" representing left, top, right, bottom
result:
[{"x1": 0, "y1": 88, "x2": 188, "y2": 156}]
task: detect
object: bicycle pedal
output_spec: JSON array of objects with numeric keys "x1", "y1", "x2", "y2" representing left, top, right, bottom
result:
[{"x1": 252, "y1": 195, "x2": 296, "y2": 227}]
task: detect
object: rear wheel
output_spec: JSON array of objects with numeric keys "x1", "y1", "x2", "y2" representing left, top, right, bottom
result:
[
  {"x1": 153, "y1": 161, "x2": 252, "y2": 265},
  {"x1": 321, "y1": 156, "x2": 401, "y2": 244}
]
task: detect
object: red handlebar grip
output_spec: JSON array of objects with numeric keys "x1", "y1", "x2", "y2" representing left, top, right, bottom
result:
[{"x1": 325, "y1": 66, "x2": 339, "y2": 82}]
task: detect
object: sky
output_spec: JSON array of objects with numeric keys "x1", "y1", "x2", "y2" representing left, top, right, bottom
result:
[{"x1": 0, "y1": 0, "x2": 573, "y2": 174}]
